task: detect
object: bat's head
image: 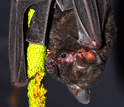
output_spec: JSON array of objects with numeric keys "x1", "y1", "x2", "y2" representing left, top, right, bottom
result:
[{"x1": 45, "y1": 35, "x2": 104, "y2": 104}]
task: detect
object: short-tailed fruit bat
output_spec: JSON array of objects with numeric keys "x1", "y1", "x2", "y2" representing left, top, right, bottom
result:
[
  {"x1": 9, "y1": 0, "x2": 116, "y2": 104},
  {"x1": 46, "y1": 0, "x2": 116, "y2": 104}
]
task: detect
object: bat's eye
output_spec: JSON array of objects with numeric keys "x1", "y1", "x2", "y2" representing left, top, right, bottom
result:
[{"x1": 60, "y1": 53, "x2": 66, "y2": 59}]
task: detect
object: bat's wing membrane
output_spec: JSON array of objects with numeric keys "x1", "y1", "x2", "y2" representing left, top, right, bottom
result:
[
  {"x1": 26, "y1": 1, "x2": 51, "y2": 45},
  {"x1": 96, "y1": 0, "x2": 111, "y2": 31},
  {"x1": 72, "y1": 0, "x2": 110, "y2": 49},
  {"x1": 9, "y1": 0, "x2": 51, "y2": 87},
  {"x1": 56, "y1": 0, "x2": 73, "y2": 11}
]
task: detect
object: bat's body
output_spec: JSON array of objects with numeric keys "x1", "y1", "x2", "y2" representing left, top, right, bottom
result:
[
  {"x1": 46, "y1": 1, "x2": 116, "y2": 104},
  {"x1": 9, "y1": 0, "x2": 116, "y2": 104}
]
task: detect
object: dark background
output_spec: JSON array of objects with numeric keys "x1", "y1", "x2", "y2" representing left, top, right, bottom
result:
[{"x1": 0, "y1": 0, "x2": 124, "y2": 107}]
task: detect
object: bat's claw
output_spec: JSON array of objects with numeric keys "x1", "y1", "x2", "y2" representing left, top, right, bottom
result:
[
  {"x1": 11, "y1": 75, "x2": 35, "y2": 88},
  {"x1": 11, "y1": 81, "x2": 29, "y2": 88}
]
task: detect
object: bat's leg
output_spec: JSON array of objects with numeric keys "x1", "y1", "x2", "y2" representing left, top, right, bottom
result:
[{"x1": 9, "y1": 0, "x2": 52, "y2": 87}]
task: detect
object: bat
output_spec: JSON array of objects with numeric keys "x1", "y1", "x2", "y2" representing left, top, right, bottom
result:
[
  {"x1": 9, "y1": 0, "x2": 116, "y2": 104},
  {"x1": 45, "y1": 0, "x2": 116, "y2": 104}
]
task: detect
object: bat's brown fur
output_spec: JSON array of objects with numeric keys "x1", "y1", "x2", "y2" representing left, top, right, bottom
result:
[{"x1": 46, "y1": 4, "x2": 116, "y2": 104}]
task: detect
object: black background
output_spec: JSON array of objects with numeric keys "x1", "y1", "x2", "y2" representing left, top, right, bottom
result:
[{"x1": 0, "y1": 0, "x2": 124, "y2": 107}]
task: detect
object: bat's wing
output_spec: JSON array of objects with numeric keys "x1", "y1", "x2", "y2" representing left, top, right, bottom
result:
[
  {"x1": 56, "y1": 0, "x2": 73, "y2": 11},
  {"x1": 72, "y1": 0, "x2": 111, "y2": 49},
  {"x1": 26, "y1": 1, "x2": 51, "y2": 45},
  {"x1": 55, "y1": 0, "x2": 110, "y2": 49},
  {"x1": 9, "y1": 0, "x2": 51, "y2": 87}
]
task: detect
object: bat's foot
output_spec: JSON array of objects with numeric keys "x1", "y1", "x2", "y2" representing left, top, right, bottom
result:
[
  {"x1": 11, "y1": 75, "x2": 35, "y2": 88},
  {"x1": 11, "y1": 81, "x2": 29, "y2": 88}
]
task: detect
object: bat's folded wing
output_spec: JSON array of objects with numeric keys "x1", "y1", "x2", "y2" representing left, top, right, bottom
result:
[
  {"x1": 9, "y1": 0, "x2": 51, "y2": 87},
  {"x1": 72, "y1": 0, "x2": 110, "y2": 49}
]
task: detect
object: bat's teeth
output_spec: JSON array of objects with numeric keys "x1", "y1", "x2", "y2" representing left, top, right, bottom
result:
[{"x1": 77, "y1": 65, "x2": 87, "y2": 71}]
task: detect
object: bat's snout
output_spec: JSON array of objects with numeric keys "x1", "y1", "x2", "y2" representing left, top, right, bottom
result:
[{"x1": 45, "y1": 55, "x2": 57, "y2": 74}]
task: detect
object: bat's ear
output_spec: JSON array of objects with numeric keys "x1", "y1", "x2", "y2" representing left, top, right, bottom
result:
[
  {"x1": 75, "y1": 89, "x2": 90, "y2": 104},
  {"x1": 67, "y1": 85, "x2": 90, "y2": 104}
]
